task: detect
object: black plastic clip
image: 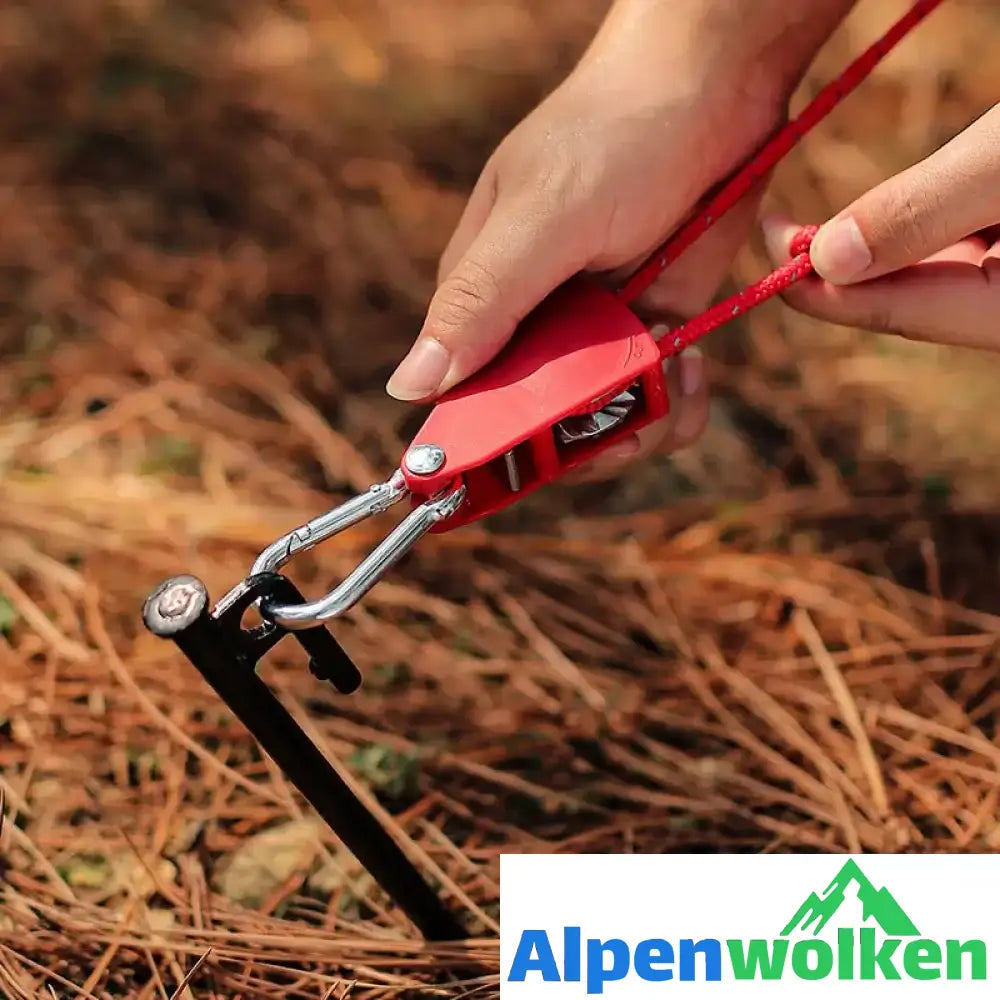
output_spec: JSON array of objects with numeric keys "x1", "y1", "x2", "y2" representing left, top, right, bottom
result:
[{"x1": 142, "y1": 572, "x2": 466, "y2": 941}]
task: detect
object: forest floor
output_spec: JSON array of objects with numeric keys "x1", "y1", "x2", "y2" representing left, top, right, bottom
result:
[{"x1": 1, "y1": 1, "x2": 1000, "y2": 996}]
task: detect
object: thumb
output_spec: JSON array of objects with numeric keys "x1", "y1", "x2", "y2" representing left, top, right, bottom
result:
[
  {"x1": 386, "y1": 195, "x2": 589, "y2": 401},
  {"x1": 809, "y1": 103, "x2": 1000, "y2": 285}
]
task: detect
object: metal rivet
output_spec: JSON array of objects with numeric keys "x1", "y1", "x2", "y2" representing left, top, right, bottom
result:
[{"x1": 404, "y1": 444, "x2": 446, "y2": 476}]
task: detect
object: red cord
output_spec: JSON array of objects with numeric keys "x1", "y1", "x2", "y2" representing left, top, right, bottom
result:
[
  {"x1": 663, "y1": 226, "x2": 818, "y2": 357},
  {"x1": 611, "y1": 0, "x2": 947, "y2": 360}
]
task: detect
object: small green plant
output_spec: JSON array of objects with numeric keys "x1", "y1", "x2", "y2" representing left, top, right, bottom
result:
[
  {"x1": 348, "y1": 745, "x2": 421, "y2": 800},
  {"x1": 140, "y1": 435, "x2": 200, "y2": 476}
]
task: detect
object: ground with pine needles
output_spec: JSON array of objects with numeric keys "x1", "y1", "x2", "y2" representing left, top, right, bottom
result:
[{"x1": 2, "y1": 2, "x2": 1000, "y2": 997}]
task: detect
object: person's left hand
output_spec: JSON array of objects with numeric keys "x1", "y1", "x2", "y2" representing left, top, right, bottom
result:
[{"x1": 763, "y1": 102, "x2": 1000, "y2": 349}]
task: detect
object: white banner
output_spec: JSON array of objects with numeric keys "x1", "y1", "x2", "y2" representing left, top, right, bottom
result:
[{"x1": 500, "y1": 854, "x2": 998, "y2": 997}]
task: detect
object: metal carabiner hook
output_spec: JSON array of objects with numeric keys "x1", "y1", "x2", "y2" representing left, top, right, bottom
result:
[
  {"x1": 251, "y1": 470, "x2": 409, "y2": 578},
  {"x1": 245, "y1": 471, "x2": 465, "y2": 631}
]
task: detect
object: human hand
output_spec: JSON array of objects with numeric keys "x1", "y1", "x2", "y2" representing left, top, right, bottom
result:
[
  {"x1": 387, "y1": 75, "x2": 768, "y2": 481},
  {"x1": 387, "y1": 0, "x2": 856, "y2": 481},
  {"x1": 763, "y1": 102, "x2": 1000, "y2": 350}
]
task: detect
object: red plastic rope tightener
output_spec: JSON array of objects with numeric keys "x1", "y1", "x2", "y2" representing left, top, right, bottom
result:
[
  {"x1": 618, "y1": 0, "x2": 946, "y2": 359},
  {"x1": 403, "y1": 0, "x2": 945, "y2": 529}
]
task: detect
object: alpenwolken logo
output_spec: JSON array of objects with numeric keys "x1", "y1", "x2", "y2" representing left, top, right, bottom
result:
[
  {"x1": 500, "y1": 854, "x2": 995, "y2": 996},
  {"x1": 782, "y1": 859, "x2": 919, "y2": 936}
]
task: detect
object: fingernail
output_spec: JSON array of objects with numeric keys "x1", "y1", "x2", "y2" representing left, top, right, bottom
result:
[
  {"x1": 386, "y1": 338, "x2": 451, "y2": 401},
  {"x1": 679, "y1": 347, "x2": 703, "y2": 397},
  {"x1": 810, "y1": 215, "x2": 872, "y2": 284}
]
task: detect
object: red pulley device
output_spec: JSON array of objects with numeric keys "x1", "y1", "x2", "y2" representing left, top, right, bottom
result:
[{"x1": 403, "y1": 277, "x2": 666, "y2": 527}]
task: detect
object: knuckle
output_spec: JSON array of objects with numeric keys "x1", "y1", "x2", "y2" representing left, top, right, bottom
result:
[
  {"x1": 522, "y1": 136, "x2": 597, "y2": 213},
  {"x1": 880, "y1": 183, "x2": 945, "y2": 260},
  {"x1": 432, "y1": 262, "x2": 501, "y2": 332},
  {"x1": 860, "y1": 301, "x2": 903, "y2": 336}
]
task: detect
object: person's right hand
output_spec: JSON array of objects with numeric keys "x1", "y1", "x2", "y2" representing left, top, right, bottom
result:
[
  {"x1": 386, "y1": 0, "x2": 858, "y2": 481},
  {"x1": 764, "y1": 102, "x2": 1000, "y2": 351}
]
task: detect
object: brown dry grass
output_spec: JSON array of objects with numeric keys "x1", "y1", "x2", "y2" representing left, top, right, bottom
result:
[{"x1": 1, "y1": 1, "x2": 1000, "y2": 996}]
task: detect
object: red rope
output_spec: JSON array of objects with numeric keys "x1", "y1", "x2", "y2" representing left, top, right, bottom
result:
[
  {"x1": 663, "y1": 226, "x2": 818, "y2": 356},
  {"x1": 611, "y1": 0, "x2": 947, "y2": 360}
]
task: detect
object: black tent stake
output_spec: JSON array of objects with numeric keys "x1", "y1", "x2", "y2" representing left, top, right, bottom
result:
[{"x1": 142, "y1": 572, "x2": 467, "y2": 941}]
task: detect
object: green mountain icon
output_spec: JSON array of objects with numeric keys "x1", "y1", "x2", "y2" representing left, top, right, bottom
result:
[{"x1": 781, "y1": 860, "x2": 920, "y2": 937}]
